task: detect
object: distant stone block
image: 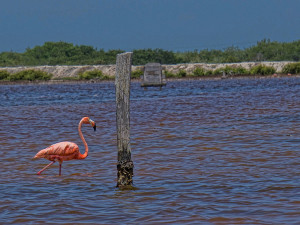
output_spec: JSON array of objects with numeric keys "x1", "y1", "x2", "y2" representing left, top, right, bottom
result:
[{"x1": 141, "y1": 63, "x2": 166, "y2": 87}]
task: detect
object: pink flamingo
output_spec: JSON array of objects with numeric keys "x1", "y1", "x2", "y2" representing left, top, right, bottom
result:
[{"x1": 34, "y1": 117, "x2": 96, "y2": 176}]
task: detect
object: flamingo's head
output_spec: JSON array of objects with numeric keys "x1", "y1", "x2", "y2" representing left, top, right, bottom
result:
[
  {"x1": 89, "y1": 118, "x2": 96, "y2": 131},
  {"x1": 82, "y1": 117, "x2": 96, "y2": 131}
]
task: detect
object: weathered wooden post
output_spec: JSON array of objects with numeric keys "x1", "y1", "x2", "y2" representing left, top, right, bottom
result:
[{"x1": 115, "y1": 52, "x2": 134, "y2": 188}]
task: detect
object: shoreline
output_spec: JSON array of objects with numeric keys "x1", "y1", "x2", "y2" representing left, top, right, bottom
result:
[
  {"x1": 0, "y1": 61, "x2": 295, "y2": 79},
  {"x1": 0, "y1": 73, "x2": 298, "y2": 86}
]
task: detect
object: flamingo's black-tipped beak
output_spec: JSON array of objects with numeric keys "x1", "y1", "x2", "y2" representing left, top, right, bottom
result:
[{"x1": 89, "y1": 118, "x2": 96, "y2": 131}]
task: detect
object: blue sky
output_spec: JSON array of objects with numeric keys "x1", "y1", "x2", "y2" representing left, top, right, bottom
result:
[{"x1": 0, "y1": 0, "x2": 299, "y2": 52}]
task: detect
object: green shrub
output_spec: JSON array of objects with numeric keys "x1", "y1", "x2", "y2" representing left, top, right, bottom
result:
[
  {"x1": 250, "y1": 64, "x2": 276, "y2": 75},
  {"x1": 7, "y1": 69, "x2": 52, "y2": 81},
  {"x1": 53, "y1": 76, "x2": 80, "y2": 81},
  {"x1": 0, "y1": 70, "x2": 10, "y2": 80},
  {"x1": 7, "y1": 72, "x2": 23, "y2": 81},
  {"x1": 205, "y1": 70, "x2": 213, "y2": 76},
  {"x1": 164, "y1": 70, "x2": 176, "y2": 78},
  {"x1": 0, "y1": 40, "x2": 300, "y2": 67},
  {"x1": 177, "y1": 69, "x2": 187, "y2": 77},
  {"x1": 282, "y1": 62, "x2": 300, "y2": 74},
  {"x1": 213, "y1": 66, "x2": 231, "y2": 75},
  {"x1": 78, "y1": 69, "x2": 110, "y2": 80},
  {"x1": 131, "y1": 69, "x2": 143, "y2": 79},
  {"x1": 213, "y1": 68, "x2": 225, "y2": 75},
  {"x1": 212, "y1": 66, "x2": 249, "y2": 75},
  {"x1": 234, "y1": 66, "x2": 249, "y2": 75},
  {"x1": 192, "y1": 67, "x2": 206, "y2": 76},
  {"x1": 165, "y1": 69, "x2": 187, "y2": 78}
]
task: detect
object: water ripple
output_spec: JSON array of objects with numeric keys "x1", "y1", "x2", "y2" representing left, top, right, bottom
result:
[{"x1": 0, "y1": 77, "x2": 300, "y2": 224}]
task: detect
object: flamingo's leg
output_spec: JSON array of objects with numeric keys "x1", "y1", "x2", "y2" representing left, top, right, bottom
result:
[
  {"x1": 59, "y1": 162, "x2": 62, "y2": 176},
  {"x1": 37, "y1": 161, "x2": 55, "y2": 175}
]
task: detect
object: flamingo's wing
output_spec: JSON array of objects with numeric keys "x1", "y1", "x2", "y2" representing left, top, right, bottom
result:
[{"x1": 34, "y1": 142, "x2": 79, "y2": 159}]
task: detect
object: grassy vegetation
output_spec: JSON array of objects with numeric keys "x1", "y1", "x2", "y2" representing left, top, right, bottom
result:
[
  {"x1": 0, "y1": 70, "x2": 10, "y2": 80},
  {"x1": 0, "y1": 62, "x2": 299, "y2": 83},
  {"x1": 212, "y1": 66, "x2": 249, "y2": 75},
  {"x1": 0, "y1": 39, "x2": 299, "y2": 67},
  {"x1": 52, "y1": 76, "x2": 80, "y2": 81},
  {"x1": 163, "y1": 63, "x2": 300, "y2": 78},
  {"x1": 131, "y1": 69, "x2": 143, "y2": 79},
  {"x1": 0, "y1": 39, "x2": 298, "y2": 82},
  {"x1": 0, "y1": 69, "x2": 52, "y2": 81},
  {"x1": 1, "y1": 62, "x2": 298, "y2": 83},
  {"x1": 282, "y1": 62, "x2": 300, "y2": 74},
  {"x1": 78, "y1": 69, "x2": 111, "y2": 80},
  {"x1": 249, "y1": 65, "x2": 276, "y2": 75},
  {"x1": 192, "y1": 67, "x2": 207, "y2": 76}
]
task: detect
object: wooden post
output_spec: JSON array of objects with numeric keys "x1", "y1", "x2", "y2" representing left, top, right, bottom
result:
[{"x1": 115, "y1": 52, "x2": 134, "y2": 188}]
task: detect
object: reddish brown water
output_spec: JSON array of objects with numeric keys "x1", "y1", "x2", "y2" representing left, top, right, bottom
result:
[{"x1": 0, "y1": 78, "x2": 299, "y2": 224}]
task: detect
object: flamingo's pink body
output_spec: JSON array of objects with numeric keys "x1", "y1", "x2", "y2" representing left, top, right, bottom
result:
[{"x1": 34, "y1": 117, "x2": 96, "y2": 175}]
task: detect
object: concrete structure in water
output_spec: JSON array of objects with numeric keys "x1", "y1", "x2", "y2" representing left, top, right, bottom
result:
[{"x1": 141, "y1": 63, "x2": 166, "y2": 87}]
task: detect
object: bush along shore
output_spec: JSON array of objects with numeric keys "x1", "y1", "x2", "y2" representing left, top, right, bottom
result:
[
  {"x1": 0, "y1": 62, "x2": 299, "y2": 84},
  {"x1": 0, "y1": 40, "x2": 299, "y2": 66}
]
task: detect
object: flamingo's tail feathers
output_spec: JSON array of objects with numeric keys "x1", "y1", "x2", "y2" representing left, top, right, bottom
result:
[{"x1": 34, "y1": 146, "x2": 52, "y2": 159}]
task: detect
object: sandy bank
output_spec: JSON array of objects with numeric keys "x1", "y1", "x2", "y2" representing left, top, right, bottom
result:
[{"x1": 0, "y1": 61, "x2": 294, "y2": 79}]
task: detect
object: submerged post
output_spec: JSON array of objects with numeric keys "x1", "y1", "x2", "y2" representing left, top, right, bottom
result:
[{"x1": 115, "y1": 52, "x2": 134, "y2": 188}]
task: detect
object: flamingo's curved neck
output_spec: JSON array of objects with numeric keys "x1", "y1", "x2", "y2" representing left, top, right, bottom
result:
[{"x1": 77, "y1": 119, "x2": 88, "y2": 159}]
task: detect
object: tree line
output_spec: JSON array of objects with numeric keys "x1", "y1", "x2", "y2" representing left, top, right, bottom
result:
[{"x1": 0, "y1": 39, "x2": 299, "y2": 67}]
